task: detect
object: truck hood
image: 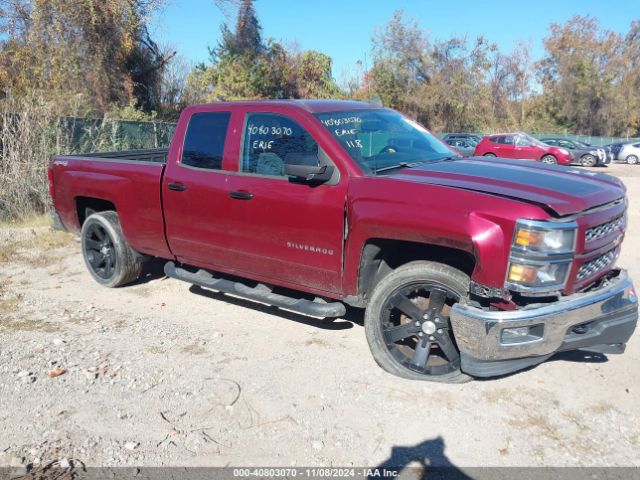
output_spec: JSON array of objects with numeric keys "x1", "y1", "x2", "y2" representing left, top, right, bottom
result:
[{"x1": 390, "y1": 157, "x2": 625, "y2": 216}]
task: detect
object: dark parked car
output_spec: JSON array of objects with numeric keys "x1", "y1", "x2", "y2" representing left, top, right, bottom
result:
[
  {"x1": 540, "y1": 138, "x2": 608, "y2": 167},
  {"x1": 445, "y1": 139, "x2": 476, "y2": 157},
  {"x1": 605, "y1": 143, "x2": 625, "y2": 162},
  {"x1": 442, "y1": 133, "x2": 483, "y2": 145}
]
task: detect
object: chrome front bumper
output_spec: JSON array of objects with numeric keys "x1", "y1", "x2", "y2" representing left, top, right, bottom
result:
[{"x1": 451, "y1": 269, "x2": 637, "y2": 374}]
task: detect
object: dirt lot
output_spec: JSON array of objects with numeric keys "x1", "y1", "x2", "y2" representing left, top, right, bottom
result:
[{"x1": 1, "y1": 163, "x2": 639, "y2": 470}]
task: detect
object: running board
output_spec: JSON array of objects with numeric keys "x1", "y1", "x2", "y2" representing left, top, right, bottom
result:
[{"x1": 164, "y1": 262, "x2": 346, "y2": 318}]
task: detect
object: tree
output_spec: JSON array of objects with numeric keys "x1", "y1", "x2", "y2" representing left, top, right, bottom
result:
[
  {"x1": 0, "y1": 0, "x2": 171, "y2": 114},
  {"x1": 537, "y1": 15, "x2": 628, "y2": 136},
  {"x1": 368, "y1": 11, "x2": 496, "y2": 132},
  {"x1": 188, "y1": 0, "x2": 342, "y2": 102}
]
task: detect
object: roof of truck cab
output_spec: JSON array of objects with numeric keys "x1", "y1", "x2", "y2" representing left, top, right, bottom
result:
[{"x1": 188, "y1": 99, "x2": 379, "y2": 113}]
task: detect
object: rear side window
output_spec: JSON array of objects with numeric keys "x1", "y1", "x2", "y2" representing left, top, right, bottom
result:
[
  {"x1": 181, "y1": 112, "x2": 231, "y2": 170},
  {"x1": 489, "y1": 136, "x2": 500, "y2": 143}
]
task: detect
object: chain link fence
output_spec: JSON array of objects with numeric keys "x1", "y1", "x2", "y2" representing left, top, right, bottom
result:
[
  {"x1": 58, "y1": 116, "x2": 177, "y2": 153},
  {"x1": 0, "y1": 106, "x2": 178, "y2": 220}
]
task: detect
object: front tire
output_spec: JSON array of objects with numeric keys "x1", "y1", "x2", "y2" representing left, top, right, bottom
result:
[
  {"x1": 81, "y1": 211, "x2": 142, "y2": 287},
  {"x1": 364, "y1": 261, "x2": 471, "y2": 383},
  {"x1": 541, "y1": 154, "x2": 557, "y2": 164},
  {"x1": 627, "y1": 155, "x2": 639, "y2": 165},
  {"x1": 483, "y1": 153, "x2": 497, "y2": 157},
  {"x1": 580, "y1": 154, "x2": 597, "y2": 167}
]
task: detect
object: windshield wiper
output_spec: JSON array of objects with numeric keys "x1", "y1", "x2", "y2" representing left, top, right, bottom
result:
[
  {"x1": 373, "y1": 161, "x2": 427, "y2": 173},
  {"x1": 432, "y1": 156, "x2": 460, "y2": 162}
]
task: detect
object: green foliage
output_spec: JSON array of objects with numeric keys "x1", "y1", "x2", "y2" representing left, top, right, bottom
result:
[
  {"x1": 187, "y1": 0, "x2": 341, "y2": 102},
  {"x1": 0, "y1": 0, "x2": 171, "y2": 115},
  {"x1": 363, "y1": 11, "x2": 640, "y2": 136},
  {"x1": 106, "y1": 101, "x2": 158, "y2": 122}
]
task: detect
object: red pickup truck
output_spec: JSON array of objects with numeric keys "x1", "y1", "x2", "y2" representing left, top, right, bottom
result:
[{"x1": 48, "y1": 100, "x2": 637, "y2": 382}]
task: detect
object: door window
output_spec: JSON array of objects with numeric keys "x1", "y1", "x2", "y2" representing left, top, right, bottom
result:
[
  {"x1": 499, "y1": 136, "x2": 514, "y2": 145},
  {"x1": 241, "y1": 113, "x2": 319, "y2": 177},
  {"x1": 181, "y1": 112, "x2": 231, "y2": 170},
  {"x1": 515, "y1": 135, "x2": 532, "y2": 147}
]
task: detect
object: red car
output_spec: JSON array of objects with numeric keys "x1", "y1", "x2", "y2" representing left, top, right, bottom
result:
[
  {"x1": 474, "y1": 132, "x2": 574, "y2": 165},
  {"x1": 48, "y1": 101, "x2": 636, "y2": 382}
]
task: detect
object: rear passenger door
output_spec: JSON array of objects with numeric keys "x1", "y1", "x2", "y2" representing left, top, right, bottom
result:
[
  {"x1": 223, "y1": 111, "x2": 347, "y2": 294},
  {"x1": 163, "y1": 110, "x2": 238, "y2": 267}
]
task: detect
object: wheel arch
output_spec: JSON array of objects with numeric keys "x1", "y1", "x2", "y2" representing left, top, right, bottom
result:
[
  {"x1": 353, "y1": 238, "x2": 476, "y2": 306},
  {"x1": 75, "y1": 196, "x2": 116, "y2": 226}
]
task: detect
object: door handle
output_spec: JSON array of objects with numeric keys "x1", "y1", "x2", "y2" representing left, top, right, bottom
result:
[
  {"x1": 167, "y1": 183, "x2": 188, "y2": 191},
  {"x1": 229, "y1": 190, "x2": 254, "y2": 200}
]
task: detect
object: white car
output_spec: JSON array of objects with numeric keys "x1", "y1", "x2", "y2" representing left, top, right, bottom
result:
[{"x1": 619, "y1": 142, "x2": 640, "y2": 165}]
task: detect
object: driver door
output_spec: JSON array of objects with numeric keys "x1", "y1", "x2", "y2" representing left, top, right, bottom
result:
[
  {"x1": 514, "y1": 134, "x2": 539, "y2": 160},
  {"x1": 223, "y1": 111, "x2": 347, "y2": 294}
]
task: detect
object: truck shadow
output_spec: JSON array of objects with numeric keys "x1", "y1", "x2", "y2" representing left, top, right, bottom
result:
[
  {"x1": 373, "y1": 436, "x2": 472, "y2": 479},
  {"x1": 549, "y1": 350, "x2": 608, "y2": 363},
  {"x1": 128, "y1": 258, "x2": 168, "y2": 286},
  {"x1": 187, "y1": 284, "x2": 360, "y2": 330},
  {"x1": 474, "y1": 349, "x2": 609, "y2": 382}
]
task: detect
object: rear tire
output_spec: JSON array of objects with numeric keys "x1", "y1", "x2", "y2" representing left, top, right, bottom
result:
[
  {"x1": 580, "y1": 154, "x2": 597, "y2": 167},
  {"x1": 483, "y1": 153, "x2": 497, "y2": 157},
  {"x1": 541, "y1": 154, "x2": 557, "y2": 164},
  {"x1": 81, "y1": 211, "x2": 142, "y2": 287},
  {"x1": 626, "y1": 155, "x2": 639, "y2": 165},
  {"x1": 364, "y1": 261, "x2": 471, "y2": 383}
]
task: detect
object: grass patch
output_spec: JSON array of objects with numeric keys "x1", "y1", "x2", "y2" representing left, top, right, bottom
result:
[
  {"x1": 0, "y1": 227, "x2": 75, "y2": 266},
  {"x1": 0, "y1": 316, "x2": 60, "y2": 332},
  {"x1": 0, "y1": 290, "x2": 24, "y2": 314},
  {"x1": 0, "y1": 214, "x2": 52, "y2": 229},
  {"x1": 181, "y1": 341, "x2": 208, "y2": 355},
  {"x1": 507, "y1": 412, "x2": 562, "y2": 442}
]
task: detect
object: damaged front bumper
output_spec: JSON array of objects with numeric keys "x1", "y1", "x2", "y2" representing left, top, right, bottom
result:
[{"x1": 450, "y1": 269, "x2": 638, "y2": 377}]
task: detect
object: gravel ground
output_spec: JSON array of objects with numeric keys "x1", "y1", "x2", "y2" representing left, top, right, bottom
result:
[{"x1": 0, "y1": 163, "x2": 639, "y2": 470}]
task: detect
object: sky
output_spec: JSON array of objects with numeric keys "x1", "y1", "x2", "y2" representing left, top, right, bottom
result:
[{"x1": 150, "y1": 0, "x2": 639, "y2": 84}]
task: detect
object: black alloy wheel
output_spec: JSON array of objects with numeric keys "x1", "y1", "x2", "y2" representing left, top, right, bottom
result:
[
  {"x1": 84, "y1": 222, "x2": 117, "y2": 280},
  {"x1": 80, "y1": 211, "x2": 142, "y2": 287},
  {"x1": 381, "y1": 283, "x2": 461, "y2": 376}
]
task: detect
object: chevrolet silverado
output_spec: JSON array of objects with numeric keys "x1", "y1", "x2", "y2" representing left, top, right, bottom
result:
[{"x1": 48, "y1": 100, "x2": 638, "y2": 382}]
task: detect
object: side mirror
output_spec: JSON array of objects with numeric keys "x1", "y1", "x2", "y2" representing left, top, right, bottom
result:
[
  {"x1": 284, "y1": 152, "x2": 334, "y2": 183},
  {"x1": 284, "y1": 163, "x2": 334, "y2": 183}
]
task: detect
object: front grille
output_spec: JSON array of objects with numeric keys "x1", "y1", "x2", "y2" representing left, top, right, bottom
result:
[
  {"x1": 585, "y1": 216, "x2": 624, "y2": 243},
  {"x1": 577, "y1": 250, "x2": 617, "y2": 281}
]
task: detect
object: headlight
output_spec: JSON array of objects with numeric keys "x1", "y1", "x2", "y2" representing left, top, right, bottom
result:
[
  {"x1": 507, "y1": 261, "x2": 571, "y2": 288},
  {"x1": 506, "y1": 219, "x2": 577, "y2": 293},
  {"x1": 513, "y1": 221, "x2": 576, "y2": 254}
]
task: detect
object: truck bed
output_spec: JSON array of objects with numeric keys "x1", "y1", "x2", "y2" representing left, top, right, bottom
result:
[
  {"x1": 64, "y1": 148, "x2": 168, "y2": 163},
  {"x1": 50, "y1": 148, "x2": 171, "y2": 259}
]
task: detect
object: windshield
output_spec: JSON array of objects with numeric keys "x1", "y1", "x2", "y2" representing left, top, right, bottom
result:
[{"x1": 314, "y1": 109, "x2": 458, "y2": 175}]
